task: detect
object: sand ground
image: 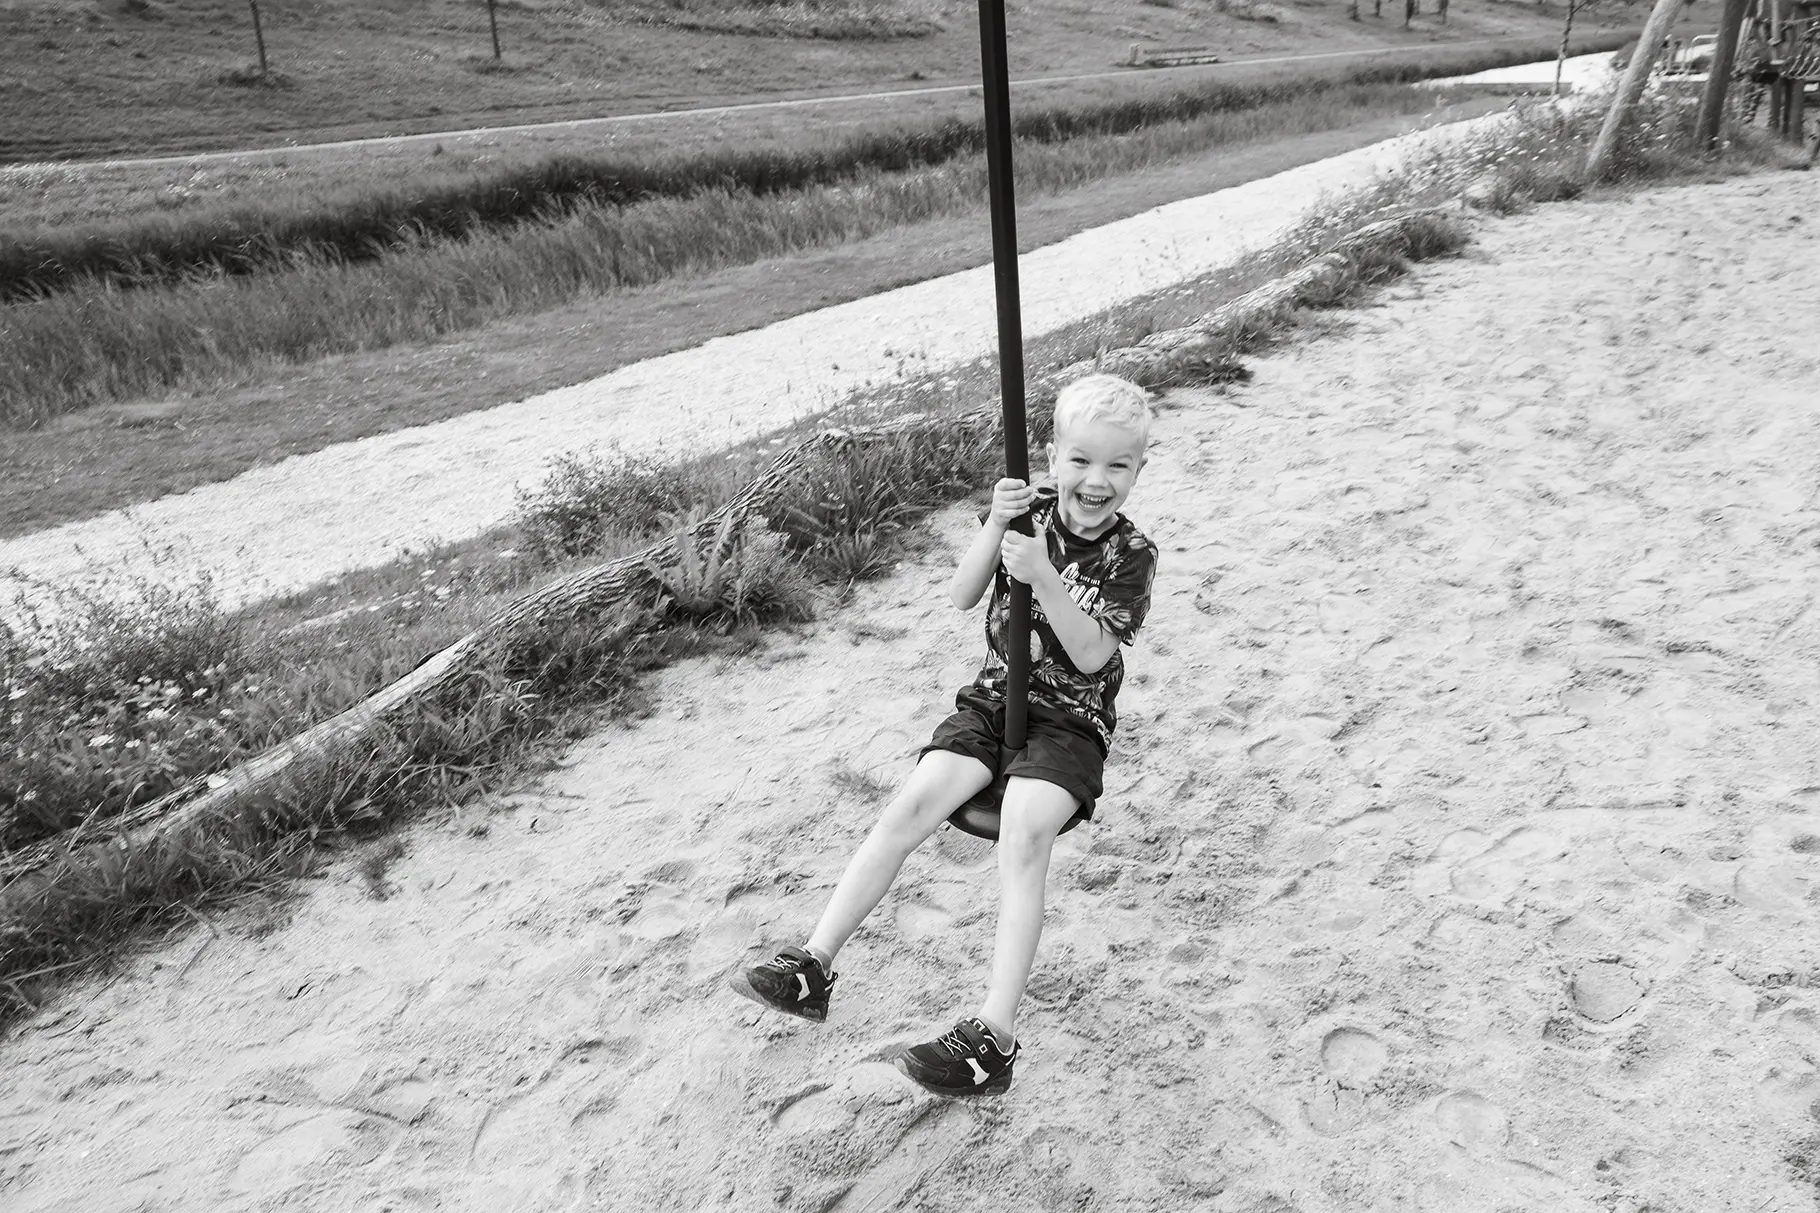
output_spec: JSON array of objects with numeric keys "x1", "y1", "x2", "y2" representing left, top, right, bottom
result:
[{"x1": 2, "y1": 172, "x2": 1818, "y2": 1213}]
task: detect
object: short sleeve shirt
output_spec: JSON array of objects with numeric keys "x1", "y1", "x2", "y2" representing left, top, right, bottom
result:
[{"x1": 968, "y1": 484, "x2": 1157, "y2": 749}]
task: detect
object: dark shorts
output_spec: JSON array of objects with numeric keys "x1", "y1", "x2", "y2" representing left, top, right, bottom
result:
[{"x1": 920, "y1": 685, "x2": 1107, "y2": 822}]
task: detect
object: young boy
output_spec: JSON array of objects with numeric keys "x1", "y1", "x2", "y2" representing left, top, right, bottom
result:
[{"x1": 732, "y1": 373, "x2": 1158, "y2": 1096}]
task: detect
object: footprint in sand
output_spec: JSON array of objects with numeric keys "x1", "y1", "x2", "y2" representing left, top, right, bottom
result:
[
  {"x1": 1320, "y1": 1028, "x2": 1388, "y2": 1084},
  {"x1": 469, "y1": 1039, "x2": 630, "y2": 1193},
  {"x1": 1444, "y1": 827, "x2": 1569, "y2": 903},
  {"x1": 769, "y1": 1064, "x2": 963, "y2": 1212},
  {"x1": 1302, "y1": 1028, "x2": 1388, "y2": 1137},
  {"x1": 1756, "y1": 1056, "x2": 1820, "y2": 1116},
  {"x1": 1569, "y1": 961, "x2": 1647, "y2": 1024},
  {"x1": 1733, "y1": 860, "x2": 1815, "y2": 914},
  {"x1": 228, "y1": 1110, "x2": 392, "y2": 1195},
  {"x1": 1023, "y1": 1126, "x2": 1105, "y2": 1211},
  {"x1": 685, "y1": 906, "x2": 763, "y2": 980},
  {"x1": 1432, "y1": 1091, "x2": 1509, "y2": 1151}
]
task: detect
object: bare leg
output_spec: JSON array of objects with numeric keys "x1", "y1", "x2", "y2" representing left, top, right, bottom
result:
[
  {"x1": 976, "y1": 777, "x2": 1079, "y2": 1043},
  {"x1": 804, "y1": 750, "x2": 992, "y2": 965}
]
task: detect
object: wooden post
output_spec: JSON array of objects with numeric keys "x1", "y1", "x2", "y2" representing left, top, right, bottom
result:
[
  {"x1": 487, "y1": 0, "x2": 502, "y2": 60},
  {"x1": 1695, "y1": 0, "x2": 1753, "y2": 147},
  {"x1": 248, "y1": 0, "x2": 267, "y2": 75},
  {"x1": 1585, "y1": 0, "x2": 1684, "y2": 179}
]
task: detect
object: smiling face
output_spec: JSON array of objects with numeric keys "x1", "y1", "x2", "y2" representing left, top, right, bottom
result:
[{"x1": 1046, "y1": 418, "x2": 1147, "y2": 539}]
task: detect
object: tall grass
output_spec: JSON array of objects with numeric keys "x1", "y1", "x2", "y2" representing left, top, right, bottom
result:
[
  {"x1": 0, "y1": 38, "x2": 1620, "y2": 305},
  {"x1": 623, "y1": 0, "x2": 946, "y2": 39},
  {"x1": 0, "y1": 71, "x2": 1536, "y2": 427}
]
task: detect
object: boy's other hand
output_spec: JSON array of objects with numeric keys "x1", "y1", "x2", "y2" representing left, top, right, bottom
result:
[
  {"x1": 999, "y1": 530, "x2": 1051, "y2": 587},
  {"x1": 988, "y1": 478, "x2": 1036, "y2": 528}
]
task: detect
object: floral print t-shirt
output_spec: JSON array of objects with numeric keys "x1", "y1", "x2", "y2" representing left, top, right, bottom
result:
[{"x1": 968, "y1": 484, "x2": 1157, "y2": 749}]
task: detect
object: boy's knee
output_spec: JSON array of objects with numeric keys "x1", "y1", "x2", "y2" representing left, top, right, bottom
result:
[{"x1": 996, "y1": 780, "x2": 1078, "y2": 858}]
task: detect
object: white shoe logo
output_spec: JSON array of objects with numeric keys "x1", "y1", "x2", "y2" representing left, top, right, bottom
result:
[
  {"x1": 965, "y1": 1058, "x2": 990, "y2": 1085},
  {"x1": 796, "y1": 974, "x2": 812, "y2": 1001}
]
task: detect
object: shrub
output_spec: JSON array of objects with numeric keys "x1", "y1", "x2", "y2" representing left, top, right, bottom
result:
[{"x1": 514, "y1": 446, "x2": 726, "y2": 564}]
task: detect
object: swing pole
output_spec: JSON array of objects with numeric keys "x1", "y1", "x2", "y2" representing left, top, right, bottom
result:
[{"x1": 976, "y1": 0, "x2": 1033, "y2": 754}]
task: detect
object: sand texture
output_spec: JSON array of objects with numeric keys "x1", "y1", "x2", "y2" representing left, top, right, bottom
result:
[{"x1": 3, "y1": 173, "x2": 1819, "y2": 1213}]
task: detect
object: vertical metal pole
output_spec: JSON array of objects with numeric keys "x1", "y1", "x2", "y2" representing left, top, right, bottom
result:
[{"x1": 976, "y1": 0, "x2": 1031, "y2": 753}]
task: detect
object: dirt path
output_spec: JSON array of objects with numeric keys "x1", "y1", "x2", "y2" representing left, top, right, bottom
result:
[{"x1": 3, "y1": 173, "x2": 1818, "y2": 1213}]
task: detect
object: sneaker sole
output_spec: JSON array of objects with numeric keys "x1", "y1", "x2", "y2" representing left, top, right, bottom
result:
[
  {"x1": 726, "y1": 971, "x2": 828, "y2": 1023},
  {"x1": 893, "y1": 1054, "x2": 1013, "y2": 1098}
]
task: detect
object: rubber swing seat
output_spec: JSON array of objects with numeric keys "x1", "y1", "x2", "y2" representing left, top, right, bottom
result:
[{"x1": 945, "y1": 743, "x2": 1088, "y2": 841}]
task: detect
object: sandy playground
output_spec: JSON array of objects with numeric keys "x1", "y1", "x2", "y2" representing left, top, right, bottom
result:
[{"x1": 2, "y1": 171, "x2": 1819, "y2": 1212}]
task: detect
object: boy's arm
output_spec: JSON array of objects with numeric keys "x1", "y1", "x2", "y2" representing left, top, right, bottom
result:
[
  {"x1": 1006, "y1": 528, "x2": 1156, "y2": 673},
  {"x1": 950, "y1": 518, "x2": 1008, "y2": 610},
  {"x1": 1027, "y1": 568, "x2": 1122, "y2": 673}
]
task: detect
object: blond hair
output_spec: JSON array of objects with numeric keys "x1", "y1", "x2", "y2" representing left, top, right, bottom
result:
[{"x1": 1052, "y1": 374, "x2": 1151, "y2": 450}]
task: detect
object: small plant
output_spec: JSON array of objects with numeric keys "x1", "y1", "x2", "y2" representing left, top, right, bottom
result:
[
  {"x1": 514, "y1": 447, "x2": 724, "y2": 564},
  {"x1": 642, "y1": 510, "x2": 816, "y2": 631},
  {"x1": 826, "y1": 758, "x2": 892, "y2": 802}
]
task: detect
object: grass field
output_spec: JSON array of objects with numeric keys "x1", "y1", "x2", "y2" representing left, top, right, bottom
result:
[{"x1": 0, "y1": 0, "x2": 1622, "y2": 162}]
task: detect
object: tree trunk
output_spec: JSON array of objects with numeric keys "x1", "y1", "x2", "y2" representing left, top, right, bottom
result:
[
  {"x1": 1695, "y1": 0, "x2": 1753, "y2": 146},
  {"x1": 1585, "y1": 0, "x2": 1685, "y2": 179},
  {"x1": 1405, "y1": 0, "x2": 1417, "y2": 27},
  {"x1": 487, "y1": 0, "x2": 501, "y2": 60},
  {"x1": 249, "y1": 0, "x2": 267, "y2": 75}
]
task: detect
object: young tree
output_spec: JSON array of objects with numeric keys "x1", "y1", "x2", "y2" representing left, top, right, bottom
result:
[
  {"x1": 248, "y1": 0, "x2": 268, "y2": 75},
  {"x1": 1405, "y1": 0, "x2": 1418, "y2": 25},
  {"x1": 486, "y1": 0, "x2": 502, "y2": 60},
  {"x1": 1556, "y1": 0, "x2": 1582, "y2": 91}
]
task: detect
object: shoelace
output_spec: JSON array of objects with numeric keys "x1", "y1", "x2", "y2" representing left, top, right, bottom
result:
[
  {"x1": 761, "y1": 953, "x2": 809, "y2": 975},
  {"x1": 935, "y1": 1023, "x2": 978, "y2": 1057}
]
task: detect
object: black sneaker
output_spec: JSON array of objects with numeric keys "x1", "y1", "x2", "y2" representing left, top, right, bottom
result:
[
  {"x1": 730, "y1": 945, "x2": 835, "y2": 1022},
  {"x1": 898, "y1": 1016, "x2": 1019, "y2": 1097}
]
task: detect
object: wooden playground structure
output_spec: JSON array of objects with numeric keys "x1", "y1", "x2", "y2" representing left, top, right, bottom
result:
[{"x1": 1728, "y1": 0, "x2": 1819, "y2": 149}]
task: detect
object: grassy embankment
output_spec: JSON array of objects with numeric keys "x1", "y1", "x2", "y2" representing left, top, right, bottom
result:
[
  {"x1": 0, "y1": 37, "x2": 1639, "y2": 432},
  {"x1": 0, "y1": 86, "x2": 1795, "y2": 1025},
  {"x1": 0, "y1": 0, "x2": 1610, "y2": 161}
]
